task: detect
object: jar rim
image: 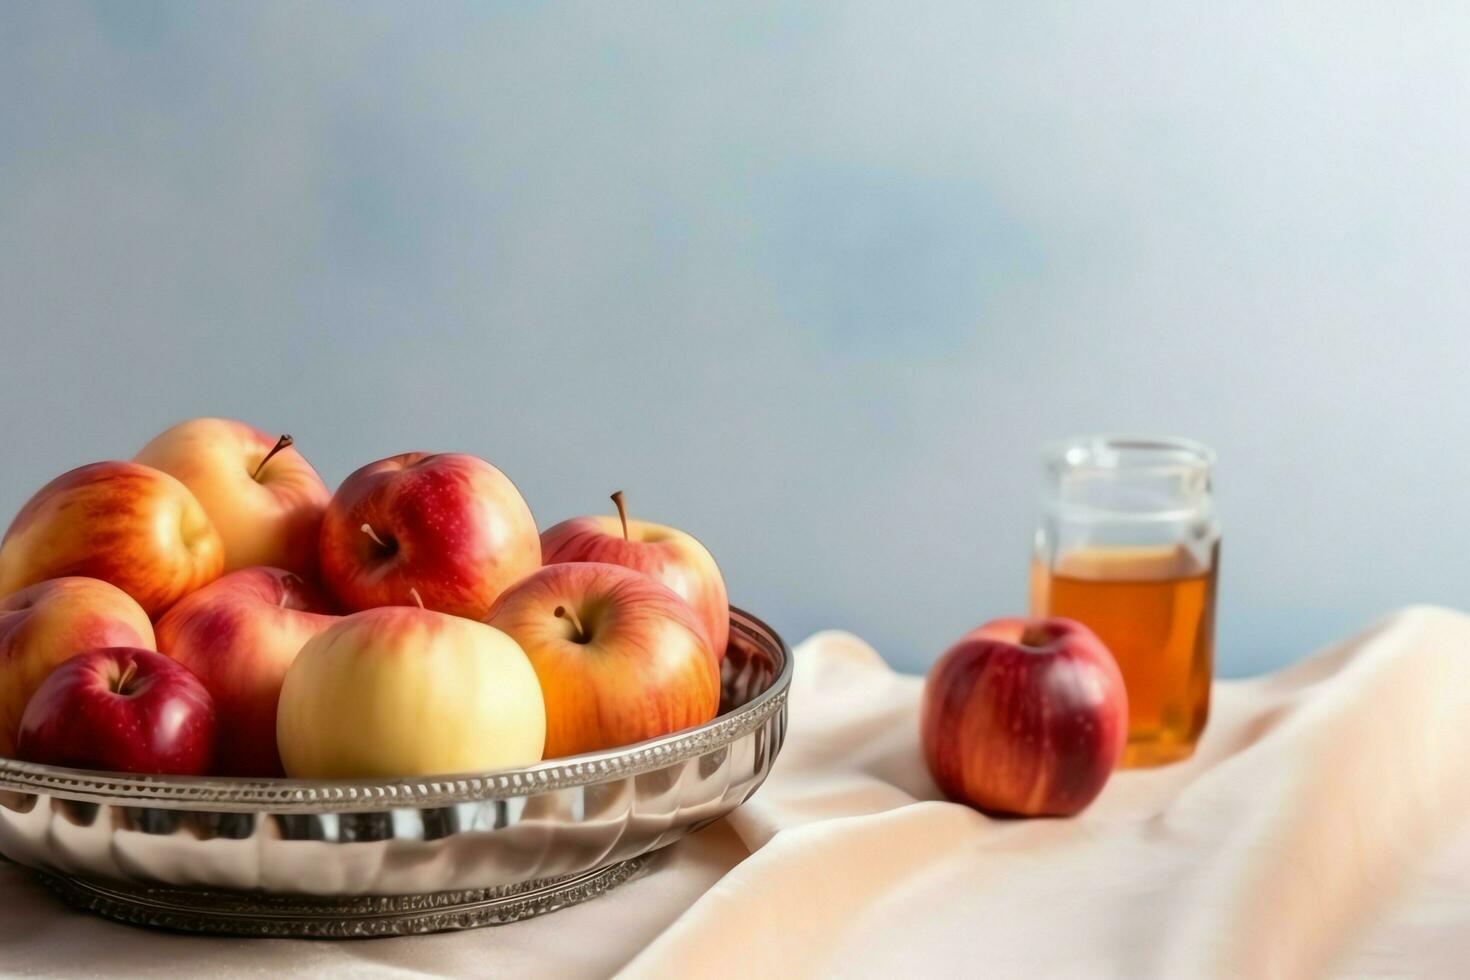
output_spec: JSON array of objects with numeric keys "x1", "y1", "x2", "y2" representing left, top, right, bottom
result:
[{"x1": 1042, "y1": 434, "x2": 1216, "y2": 475}]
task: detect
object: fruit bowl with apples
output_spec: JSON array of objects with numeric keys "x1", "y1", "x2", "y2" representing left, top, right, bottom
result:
[{"x1": 0, "y1": 419, "x2": 791, "y2": 937}]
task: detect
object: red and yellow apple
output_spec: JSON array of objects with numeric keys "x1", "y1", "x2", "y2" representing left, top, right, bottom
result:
[
  {"x1": 0, "y1": 577, "x2": 156, "y2": 755},
  {"x1": 0, "y1": 461, "x2": 224, "y2": 617},
  {"x1": 276, "y1": 605, "x2": 545, "y2": 778},
  {"x1": 485, "y1": 562, "x2": 720, "y2": 758},
  {"x1": 319, "y1": 452, "x2": 540, "y2": 620},
  {"x1": 16, "y1": 647, "x2": 216, "y2": 775},
  {"x1": 541, "y1": 492, "x2": 729, "y2": 659},
  {"x1": 155, "y1": 567, "x2": 337, "y2": 776},
  {"x1": 921, "y1": 617, "x2": 1128, "y2": 818},
  {"x1": 136, "y1": 418, "x2": 330, "y2": 577}
]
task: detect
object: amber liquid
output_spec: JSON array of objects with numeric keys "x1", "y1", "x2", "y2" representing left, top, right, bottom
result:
[{"x1": 1030, "y1": 543, "x2": 1218, "y2": 767}]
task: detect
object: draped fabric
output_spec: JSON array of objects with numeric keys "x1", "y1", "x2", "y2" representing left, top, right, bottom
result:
[{"x1": 4, "y1": 606, "x2": 1468, "y2": 978}]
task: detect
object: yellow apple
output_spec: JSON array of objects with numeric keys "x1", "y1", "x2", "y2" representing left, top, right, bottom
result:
[
  {"x1": 136, "y1": 418, "x2": 331, "y2": 577},
  {"x1": 276, "y1": 606, "x2": 545, "y2": 778}
]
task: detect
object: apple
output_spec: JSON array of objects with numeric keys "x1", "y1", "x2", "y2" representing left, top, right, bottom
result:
[
  {"x1": 135, "y1": 418, "x2": 331, "y2": 577},
  {"x1": 318, "y1": 453, "x2": 540, "y2": 620},
  {"x1": 0, "y1": 577, "x2": 157, "y2": 756},
  {"x1": 485, "y1": 562, "x2": 720, "y2": 758},
  {"x1": 0, "y1": 461, "x2": 224, "y2": 617},
  {"x1": 276, "y1": 605, "x2": 545, "y2": 778},
  {"x1": 921, "y1": 617, "x2": 1128, "y2": 818},
  {"x1": 155, "y1": 567, "x2": 337, "y2": 776},
  {"x1": 16, "y1": 647, "x2": 216, "y2": 775},
  {"x1": 540, "y1": 492, "x2": 730, "y2": 660}
]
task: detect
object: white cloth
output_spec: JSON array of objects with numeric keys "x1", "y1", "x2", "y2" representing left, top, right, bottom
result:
[{"x1": 4, "y1": 606, "x2": 1470, "y2": 978}]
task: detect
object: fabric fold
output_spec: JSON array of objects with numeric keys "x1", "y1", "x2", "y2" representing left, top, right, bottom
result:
[{"x1": 622, "y1": 606, "x2": 1470, "y2": 979}]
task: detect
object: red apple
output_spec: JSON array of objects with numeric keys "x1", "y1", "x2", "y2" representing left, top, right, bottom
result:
[
  {"x1": 16, "y1": 647, "x2": 216, "y2": 775},
  {"x1": 485, "y1": 562, "x2": 720, "y2": 758},
  {"x1": 155, "y1": 567, "x2": 337, "y2": 776},
  {"x1": 0, "y1": 577, "x2": 157, "y2": 756},
  {"x1": 0, "y1": 461, "x2": 224, "y2": 617},
  {"x1": 920, "y1": 617, "x2": 1128, "y2": 818},
  {"x1": 541, "y1": 491, "x2": 730, "y2": 660},
  {"x1": 136, "y1": 418, "x2": 331, "y2": 577},
  {"x1": 319, "y1": 453, "x2": 540, "y2": 620}
]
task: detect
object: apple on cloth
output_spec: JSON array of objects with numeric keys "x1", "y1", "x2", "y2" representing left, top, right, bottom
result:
[
  {"x1": 542, "y1": 491, "x2": 730, "y2": 660},
  {"x1": 276, "y1": 604, "x2": 545, "y2": 778},
  {"x1": 920, "y1": 616, "x2": 1128, "y2": 817},
  {"x1": 486, "y1": 562, "x2": 720, "y2": 758},
  {"x1": 0, "y1": 577, "x2": 157, "y2": 756},
  {"x1": 16, "y1": 647, "x2": 216, "y2": 775},
  {"x1": 155, "y1": 566, "x2": 338, "y2": 777},
  {"x1": 136, "y1": 418, "x2": 331, "y2": 578},
  {"x1": 0, "y1": 461, "x2": 224, "y2": 617},
  {"x1": 319, "y1": 452, "x2": 541, "y2": 620}
]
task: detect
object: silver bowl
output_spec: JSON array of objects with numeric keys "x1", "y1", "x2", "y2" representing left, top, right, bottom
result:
[{"x1": 0, "y1": 607, "x2": 790, "y2": 937}]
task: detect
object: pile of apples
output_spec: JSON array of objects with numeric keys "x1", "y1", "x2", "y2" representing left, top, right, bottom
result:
[{"x1": 0, "y1": 418, "x2": 730, "y2": 779}]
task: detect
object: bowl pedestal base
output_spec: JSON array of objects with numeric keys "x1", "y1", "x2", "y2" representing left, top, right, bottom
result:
[{"x1": 33, "y1": 855, "x2": 650, "y2": 938}]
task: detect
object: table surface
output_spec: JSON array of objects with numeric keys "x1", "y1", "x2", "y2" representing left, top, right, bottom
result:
[{"x1": 5, "y1": 606, "x2": 1470, "y2": 979}]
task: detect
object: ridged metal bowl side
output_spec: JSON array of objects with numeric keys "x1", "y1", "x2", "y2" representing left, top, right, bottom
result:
[{"x1": 0, "y1": 607, "x2": 790, "y2": 914}]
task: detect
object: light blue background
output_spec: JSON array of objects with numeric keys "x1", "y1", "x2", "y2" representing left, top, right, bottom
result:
[{"x1": 3, "y1": 3, "x2": 1467, "y2": 675}]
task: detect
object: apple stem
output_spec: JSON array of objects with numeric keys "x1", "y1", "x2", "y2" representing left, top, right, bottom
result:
[
  {"x1": 361, "y1": 523, "x2": 389, "y2": 549},
  {"x1": 252, "y1": 434, "x2": 294, "y2": 481},
  {"x1": 1020, "y1": 625, "x2": 1052, "y2": 647},
  {"x1": 409, "y1": 587, "x2": 425, "y2": 610},
  {"x1": 114, "y1": 661, "x2": 139, "y2": 695},
  {"x1": 610, "y1": 490, "x2": 630, "y2": 541},
  {"x1": 554, "y1": 605, "x2": 589, "y2": 643}
]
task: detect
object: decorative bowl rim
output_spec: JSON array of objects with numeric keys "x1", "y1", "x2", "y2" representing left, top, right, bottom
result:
[{"x1": 0, "y1": 605, "x2": 791, "y2": 812}]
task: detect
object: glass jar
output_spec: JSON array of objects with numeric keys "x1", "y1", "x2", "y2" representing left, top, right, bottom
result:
[{"x1": 1029, "y1": 436, "x2": 1220, "y2": 767}]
